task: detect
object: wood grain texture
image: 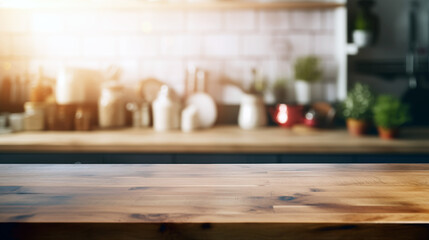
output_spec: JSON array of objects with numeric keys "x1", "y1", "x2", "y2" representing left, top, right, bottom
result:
[
  {"x1": 1, "y1": 164, "x2": 429, "y2": 239},
  {"x1": 1, "y1": 164, "x2": 429, "y2": 224},
  {"x1": 0, "y1": 126, "x2": 428, "y2": 153}
]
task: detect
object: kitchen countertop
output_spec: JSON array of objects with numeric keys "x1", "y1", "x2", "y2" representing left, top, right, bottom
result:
[
  {"x1": 1, "y1": 164, "x2": 429, "y2": 239},
  {"x1": 0, "y1": 126, "x2": 428, "y2": 154}
]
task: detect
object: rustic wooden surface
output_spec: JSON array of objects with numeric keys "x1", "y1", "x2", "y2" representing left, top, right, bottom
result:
[
  {"x1": 1, "y1": 164, "x2": 429, "y2": 223},
  {"x1": 1, "y1": 164, "x2": 429, "y2": 239},
  {"x1": 0, "y1": 126, "x2": 428, "y2": 153}
]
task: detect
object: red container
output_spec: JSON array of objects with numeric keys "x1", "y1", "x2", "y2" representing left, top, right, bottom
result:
[{"x1": 269, "y1": 104, "x2": 303, "y2": 127}]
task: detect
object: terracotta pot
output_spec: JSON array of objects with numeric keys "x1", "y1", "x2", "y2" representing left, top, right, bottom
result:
[
  {"x1": 346, "y1": 118, "x2": 369, "y2": 136},
  {"x1": 377, "y1": 127, "x2": 399, "y2": 140}
]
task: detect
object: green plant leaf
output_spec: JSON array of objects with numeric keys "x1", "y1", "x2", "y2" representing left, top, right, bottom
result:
[
  {"x1": 372, "y1": 95, "x2": 411, "y2": 129},
  {"x1": 341, "y1": 83, "x2": 375, "y2": 120},
  {"x1": 294, "y1": 56, "x2": 322, "y2": 83}
]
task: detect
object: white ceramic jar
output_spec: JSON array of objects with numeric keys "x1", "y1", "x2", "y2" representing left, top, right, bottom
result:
[
  {"x1": 181, "y1": 105, "x2": 199, "y2": 132},
  {"x1": 353, "y1": 30, "x2": 372, "y2": 48},
  {"x1": 238, "y1": 93, "x2": 267, "y2": 130},
  {"x1": 24, "y1": 102, "x2": 46, "y2": 131},
  {"x1": 56, "y1": 67, "x2": 101, "y2": 105},
  {"x1": 294, "y1": 80, "x2": 311, "y2": 105},
  {"x1": 9, "y1": 113, "x2": 25, "y2": 132},
  {"x1": 152, "y1": 85, "x2": 180, "y2": 132},
  {"x1": 98, "y1": 82, "x2": 125, "y2": 128}
]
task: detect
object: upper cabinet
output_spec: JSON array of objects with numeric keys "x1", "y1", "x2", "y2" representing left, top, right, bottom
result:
[{"x1": 0, "y1": 0, "x2": 345, "y2": 10}]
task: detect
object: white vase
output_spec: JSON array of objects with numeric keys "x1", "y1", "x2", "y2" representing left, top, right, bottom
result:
[
  {"x1": 238, "y1": 94, "x2": 267, "y2": 130},
  {"x1": 294, "y1": 80, "x2": 311, "y2": 105},
  {"x1": 353, "y1": 30, "x2": 372, "y2": 48},
  {"x1": 152, "y1": 85, "x2": 180, "y2": 132}
]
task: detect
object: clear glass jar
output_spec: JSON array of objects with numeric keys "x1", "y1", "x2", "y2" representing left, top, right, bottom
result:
[{"x1": 98, "y1": 82, "x2": 125, "y2": 128}]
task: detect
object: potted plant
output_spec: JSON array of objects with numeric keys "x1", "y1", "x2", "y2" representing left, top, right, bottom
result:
[
  {"x1": 294, "y1": 56, "x2": 322, "y2": 105},
  {"x1": 352, "y1": 0, "x2": 378, "y2": 48},
  {"x1": 372, "y1": 95, "x2": 411, "y2": 140},
  {"x1": 341, "y1": 83, "x2": 375, "y2": 136}
]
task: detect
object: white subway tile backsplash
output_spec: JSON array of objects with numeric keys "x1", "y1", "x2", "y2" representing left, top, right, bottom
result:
[
  {"x1": 100, "y1": 12, "x2": 141, "y2": 33},
  {"x1": 0, "y1": 10, "x2": 28, "y2": 33},
  {"x1": 314, "y1": 34, "x2": 335, "y2": 56},
  {"x1": 260, "y1": 60, "x2": 291, "y2": 83},
  {"x1": 160, "y1": 35, "x2": 201, "y2": 57},
  {"x1": 204, "y1": 34, "x2": 239, "y2": 57},
  {"x1": 30, "y1": 12, "x2": 65, "y2": 33},
  {"x1": 242, "y1": 34, "x2": 292, "y2": 58},
  {"x1": 0, "y1": 8, "x2": 338, "y2": 103},
  {"x1": 242, "y1": 34, "x2": 272, "y2": 57},
  {"x1": 83, "y1": 36, "x2": 118, "y2": 57},
  {"x1": 290, "y1": 11, "x2": 322, "y2": 31},
  {"x1": 259, "y1": 11, "x2": 290, "y2": 31},
  {"x1": 35, "y1": 35, "x2": 81, "y2": 57},
  {"x1": 187, "y1": 11, "x2": 223, "y2": 32},
  {"x1": 271, "y1": 35, "x2": 292, "y2": 55},
  {"x1": 119, "y1": 36, "x2": 159, "y2": 57},
  {"x1": 223, "y1": 60, "x2": 259, "y2": 91},
  {"x1": 225, "y1": 11, "x2": 255, "y2": 31},
  {"x1": 64, "y1": 12, "x2": 102, "y2": 33},
  {"x1": 321, "y1": 10, "x2": 335, "y2": 31},
  {"x1": 288, "y1": 34, "x2": 312, "y2": 57},
  {"x1": 11, "y1": 36, "x2": 36, "y2": 57},
  {"x1": 148, "y1": 12, "x2": 185, "y2": 32},
  {"x1": 65, "y1": 60, "x2": 101, "y2": 70},
  {"x1": 139, "y1": 60, "x2": 184, "y2": 87},
  {"x1": 0, "y1": 36, "x2": 10, "y2": 56}
]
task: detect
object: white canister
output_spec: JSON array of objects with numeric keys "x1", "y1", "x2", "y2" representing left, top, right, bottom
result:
[
  {"x1": 152, "y1": 85, "x2": 180, "y2": 132},
  {"x1": 98, "y1": 82, "x2": 125, "y2": 128},
  {"x1": 9, "y1": 113, "x2": 25, "y2": 132},
  {"x1": 353, "y1": 30, "x2": 372, "y2": 48},
  {"x1": 238, "y1": 94, "x2": 267, "y2": 130},
  {"x1": 294, "y1": 80, "x2": 311, "y2": 105},
  {"x1": 181, "y1": 105, "x2": 199, "y2": 132},
  {"x1": 126, "y1": 102, "x2": 141, "y2": 128},
  {"x1": 56, "y1": 67, "x2": 101, "y2": 105},
  {"x1": 24, "y1": 102, "x2": 46, "y2": 131}
]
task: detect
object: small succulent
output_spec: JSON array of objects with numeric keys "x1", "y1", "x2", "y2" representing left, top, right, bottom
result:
[
  {"x1": 355, "y1": 10, "x2": 371, "y2": 31},
  {"x1": 294, "y1": 56, "x2": 323, "y2": 83},
  {"x1": 342, "y1": 83, "x2": 375, "y2": 120},
  {"x1": 373, "y1": 95, "x2": 411, "y2": 129}
]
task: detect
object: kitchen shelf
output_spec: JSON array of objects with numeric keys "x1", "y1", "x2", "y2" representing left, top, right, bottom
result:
[
  {"x1": 0, "y1": 126, "x2": 428, "y2": 154},
  {"x1": 0, "y1": 0, "x2": 345, "y2": 10}
]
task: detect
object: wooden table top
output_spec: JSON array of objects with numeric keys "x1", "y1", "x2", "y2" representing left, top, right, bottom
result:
[
  {"x1": 0, "y1": 126, "x2": 428, "y2": 153},
  {"x1": 1, "y1": 164, "x2": 429, "y2": 224}
]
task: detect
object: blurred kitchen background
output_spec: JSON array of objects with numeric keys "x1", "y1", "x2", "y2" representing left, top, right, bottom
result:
[
  {"x1": 0, "y1": 0, "x2": 428, "y2": 132},
  {"x1": 0, "y1": 0, "x2": 339, "y2": 106},
  {"x1": 348, "y1": 0, "x2": 428, "y2": 96}
]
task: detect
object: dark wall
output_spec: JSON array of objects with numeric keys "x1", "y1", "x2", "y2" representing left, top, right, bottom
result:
[{"x1": 347, "y1": 0, "x2": 429, "y2": 97}]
